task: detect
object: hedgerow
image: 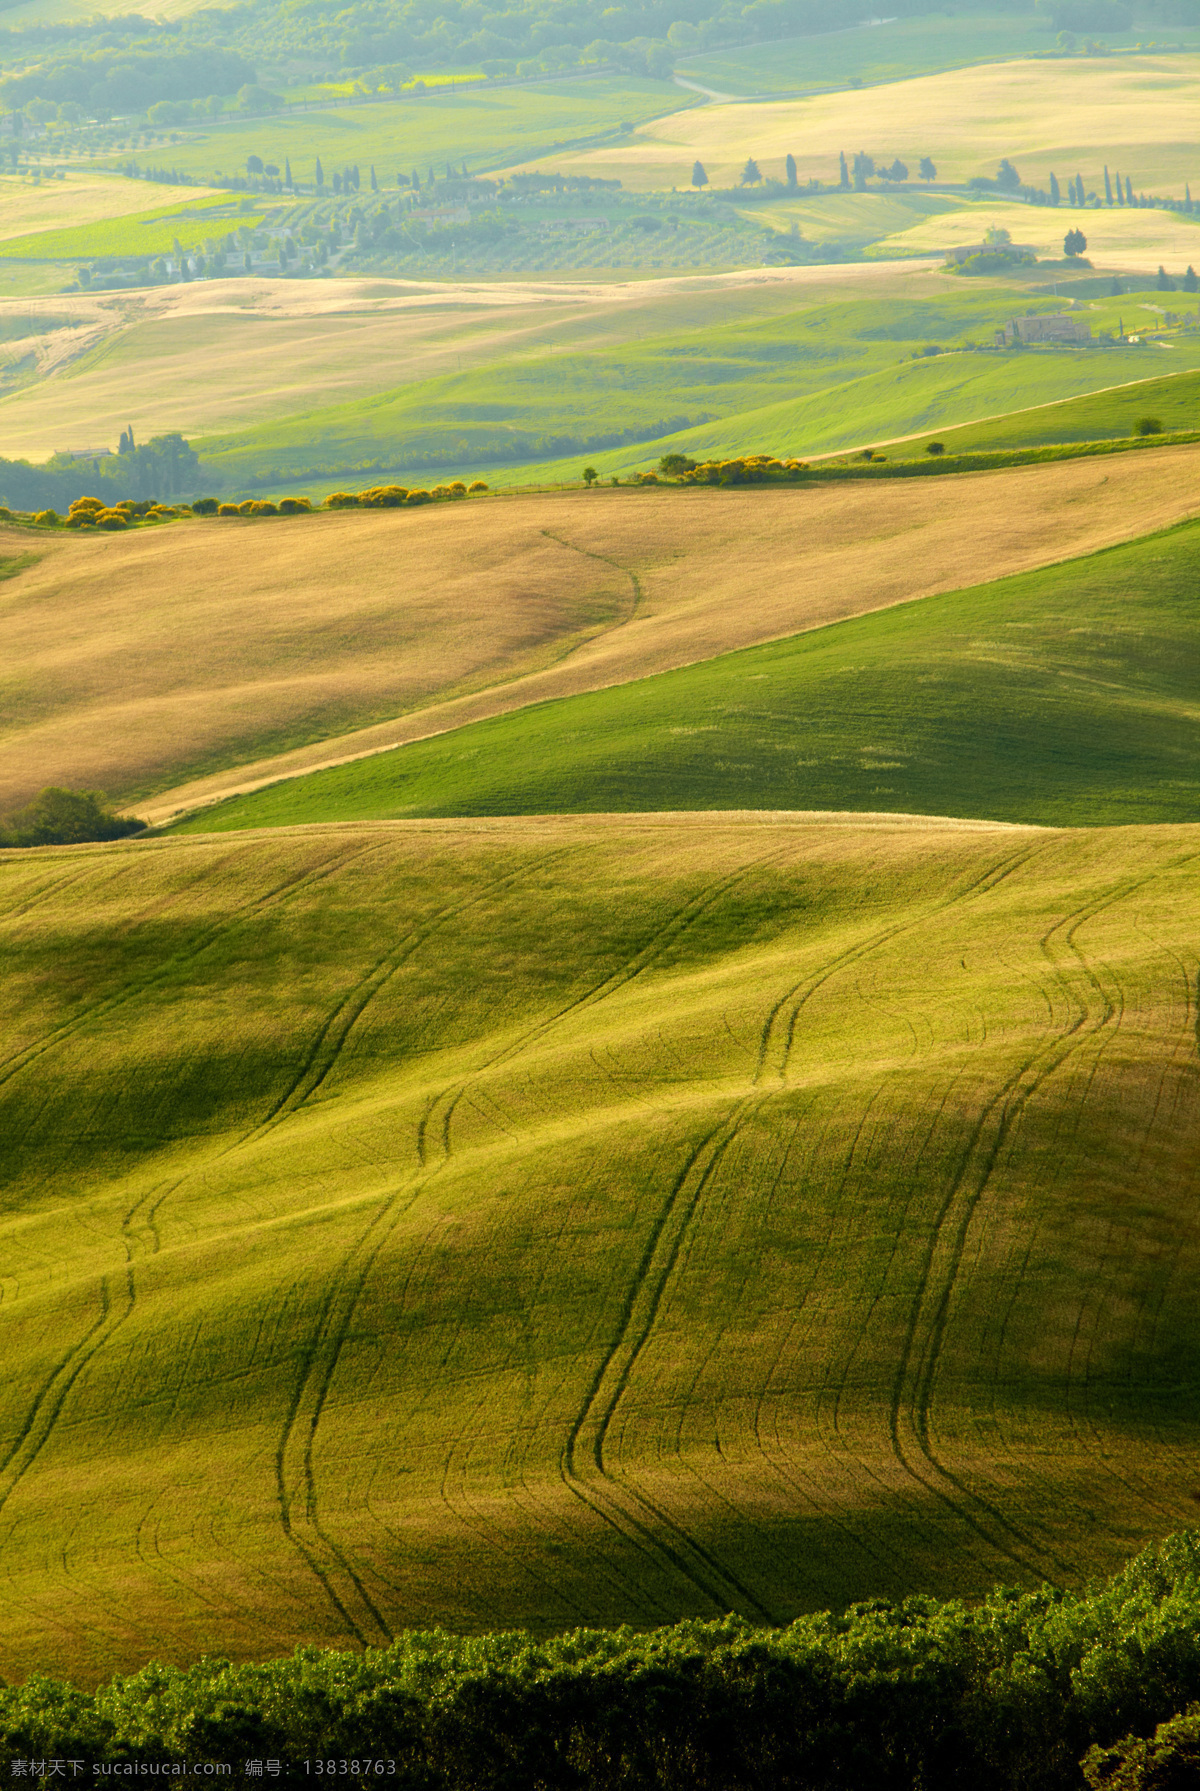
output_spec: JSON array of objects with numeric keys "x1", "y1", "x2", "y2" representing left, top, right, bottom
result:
[{"x1": 4, "y1": 1533, "x2": 1200, "y2": 1787}]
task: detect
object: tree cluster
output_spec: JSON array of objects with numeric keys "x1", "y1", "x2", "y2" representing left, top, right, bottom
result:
[{"x1": 0, "y1": 787, "x2": 144, "y2": 848}]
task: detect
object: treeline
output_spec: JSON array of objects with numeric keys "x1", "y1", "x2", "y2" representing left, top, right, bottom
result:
[
  {"x1": 0, "y1": 45, "x2": 254, "y2": 114},
  {"x1": 0, "y1": 434, "x2": 201, "y2": 511},
  {"x1": 3, "y1": 1533, "x2": 1200, "y2": 1786},
  {"x1": 0, "y1": 0, "x2": 923, "y2": 117}
]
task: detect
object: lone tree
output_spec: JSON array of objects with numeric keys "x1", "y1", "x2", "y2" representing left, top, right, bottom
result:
[
  {"x1": 918, "y1": 156, "x2": 936, "y2": 181},
  {"x1": 691, "y1": 160, "x2": 708, "y2": 187},
  {"x1": 996, "y1": 157, "x2": 1021, "y2": 191},
  {"x1": 582, "y1": 466, "x2": 597, "y2": 485},
  {"x1": 785, "y1": 152, "x2": 797, "y2": 186},
  {"x1": 1064, "y1": 226, "x2": 1087, "y2": 256},
  {"x1": 741, "y1": 157, "x2": 762, "y2": 184}
]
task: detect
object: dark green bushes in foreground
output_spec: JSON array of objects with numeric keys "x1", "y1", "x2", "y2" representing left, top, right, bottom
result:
[
  {"x1": 0, "y1": 787, "x2": 144, "y2": 848},
  {"x1": 5, "y1": 1534, "x2": 1200, "y2": 1787}
]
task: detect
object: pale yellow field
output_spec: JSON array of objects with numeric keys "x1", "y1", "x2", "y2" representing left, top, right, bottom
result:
[
  {"x1": 4, "y1": 446, "x2": 1200, "y2": 824},
  {"x1": 873, "y1": 194, "x2": 1200, "y2": 271},
  {"x1": 0, "y1": 263, "x2": 947, "y2": 459},
  {"x1": 514, "y1": 54, "x2": 1200, "y2": 195},
  {"x1": 0, "y1": 173, "x2": 222, "y2": 243}
]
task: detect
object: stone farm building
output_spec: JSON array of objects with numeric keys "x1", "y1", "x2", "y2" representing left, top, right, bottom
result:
[{"x1": 996, "y1": 313, "x2": 1093, "y2": 346}]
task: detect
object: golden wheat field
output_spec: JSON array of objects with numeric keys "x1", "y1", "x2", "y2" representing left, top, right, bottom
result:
[
  {"x1": 518, "y1": 54, "x2": 1200, "y2": 195},
  {"x1": 0, "y1": 813, "x2": 1197, "y2": 1682},
  {"x1": 5, "y1": 446, "x2": 1200, "y2": 821}
]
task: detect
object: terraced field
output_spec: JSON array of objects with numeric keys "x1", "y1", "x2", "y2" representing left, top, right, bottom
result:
[{"x1": 1, "y1": 814, "x2": 1197, "y2": 1683}]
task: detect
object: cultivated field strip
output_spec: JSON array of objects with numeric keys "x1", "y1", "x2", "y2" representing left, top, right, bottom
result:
[{"x1": 0, "y1": 816, "x2": 1198, "y2": 1678}]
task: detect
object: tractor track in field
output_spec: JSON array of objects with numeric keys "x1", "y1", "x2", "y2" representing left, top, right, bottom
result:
[
  {"x1": 560, "y1": 1101, "x2": 776, "y2": 1620},
  {"x1": 0, "y1": 840, "x2": 388, "y2": 1551},
  {"x1": 755, "y1": 839, "x2": 1046, "y2": 1087},
  {"x1": 538, "y1": 529, "x2": 644, "y2": 633},
  {"x1": 0, "y1": 839, "x2": 376, "y2": 1102},
  {"x1": 129, "y1": 847, "x2": 577, "y2": 1260},
  {"x1": 416, "y1": 844, "x2": 792, "y2": 1167},
  {"x1": 268, "y1": 847, "x2": 594, "y2": 1642},
  {"x1": 885, "y1": 852, "x2": 1200, "y2": 1581}
]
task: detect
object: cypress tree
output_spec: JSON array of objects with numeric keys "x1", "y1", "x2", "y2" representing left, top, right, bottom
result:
[
  {"x1": 315, "y1": 156, "x2": 324, "y2": 186},
  {"x1": 1114, "y1": 168, "x2": 1124, "y2": 205},
  {"x1": 1125, "y1": 175, "x2": 1134, "y2": 204},
  {"x1": 1074, "y1": 173, "x2": 1084, "y2": 205},
  {"x1": 1187, "y1": 182, "x2": 1193, "y2": 213},
  {"x1": 284, "y1": 158, "x2": 293, "y2": 188},
  {"x1": 1049, "y1": 171, "x2": 1060, "y2": 205},
  {"x1": 1104, "y1": 165, "x2": 1113, "y2": 204},
  {"x1": 370, "y1": 165, "x2": 378, "y2": 191},
  {"x1": 839, "y1": 150, "x2": 849, "y2": 189},
  {"x1": 785, "y1": 152, "x2": 797, "y2": 186}
]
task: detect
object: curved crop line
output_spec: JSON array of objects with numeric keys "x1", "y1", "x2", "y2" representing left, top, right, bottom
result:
[
  {"x1": 0, "y1": 1266, "x2": 133, "y2": 1524},
  {"x1": 0, "y1": 840, "x2": 377, "y2": 1099},
  {"x1": 888, "y1": 860, "x2": 1197, "y2": 1578},
  {"x1": 129, "y1": 846, "x2": 579, "y2": 1259},
  {"x1": 560, "y1": 1102, "x2": 775, "y2": 1618},
  {"x1": 539, "y1": 528, "x2": 643, "y2": 629},
  {"x1": 420, "y1": 847, "x2": 792, "y2": 1166},
  {"x1": 254, "y1": 846, "x2": 579, "y2": 1140},
  {"x1": 756, "y1": 842, "x2": 1044, "y2": 1087}
]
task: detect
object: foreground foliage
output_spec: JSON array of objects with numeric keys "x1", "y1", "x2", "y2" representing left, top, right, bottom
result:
[
  {"x1": 3, "y1": 1533, "x2": 1200, "y2": 1787},
  {"x1": 0, "y1": 786, "x2": 143, "y2": 848}
]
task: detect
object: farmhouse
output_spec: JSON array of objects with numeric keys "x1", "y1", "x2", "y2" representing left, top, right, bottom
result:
[{"x1": 996, "y1": 312, "x2": 1093, "y2": 346}]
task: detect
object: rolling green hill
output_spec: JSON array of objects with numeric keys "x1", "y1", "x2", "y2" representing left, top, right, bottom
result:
[
  {"x1": 171, "y1": 509, "x2": 1200, "y2": 834},
  {"x1": 882, "y1": 363, "x2": 1200, "y2": 458},
  {"x1": 193, "y1": 290, "x2": 1200, "y2": 493},
  {"x1": 1, "y1": 814, "x2": 1198, "y2": 1682}
]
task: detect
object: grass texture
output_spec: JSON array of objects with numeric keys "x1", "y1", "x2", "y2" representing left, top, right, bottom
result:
[
  {"x1": 1, "y1": 814, "x2": 1198, "y2": 1682},
  {"x1": 172, "y1": 509, "x2": 1200, "y2": 833}
]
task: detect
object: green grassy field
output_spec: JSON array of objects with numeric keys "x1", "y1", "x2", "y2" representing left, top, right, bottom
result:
[
  {"x1": 170, "y1": 511, "x2": 1200, "y2": 832},
  {"x1": 93, "y1": 80, "x2": 698, "y2": 190},
  {"x1": 194, "y1": 287, "x2": 1199, "y2": 490},
  {"x1": 0, "y1": 194, "x2": 262, "y2": 261},
  {"x1": 881, "y1": 361, "x2": 1200, "y2": 456},
  {"x1": 1, "y1": 814, "x2": 1198, "y2": 1680}
]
